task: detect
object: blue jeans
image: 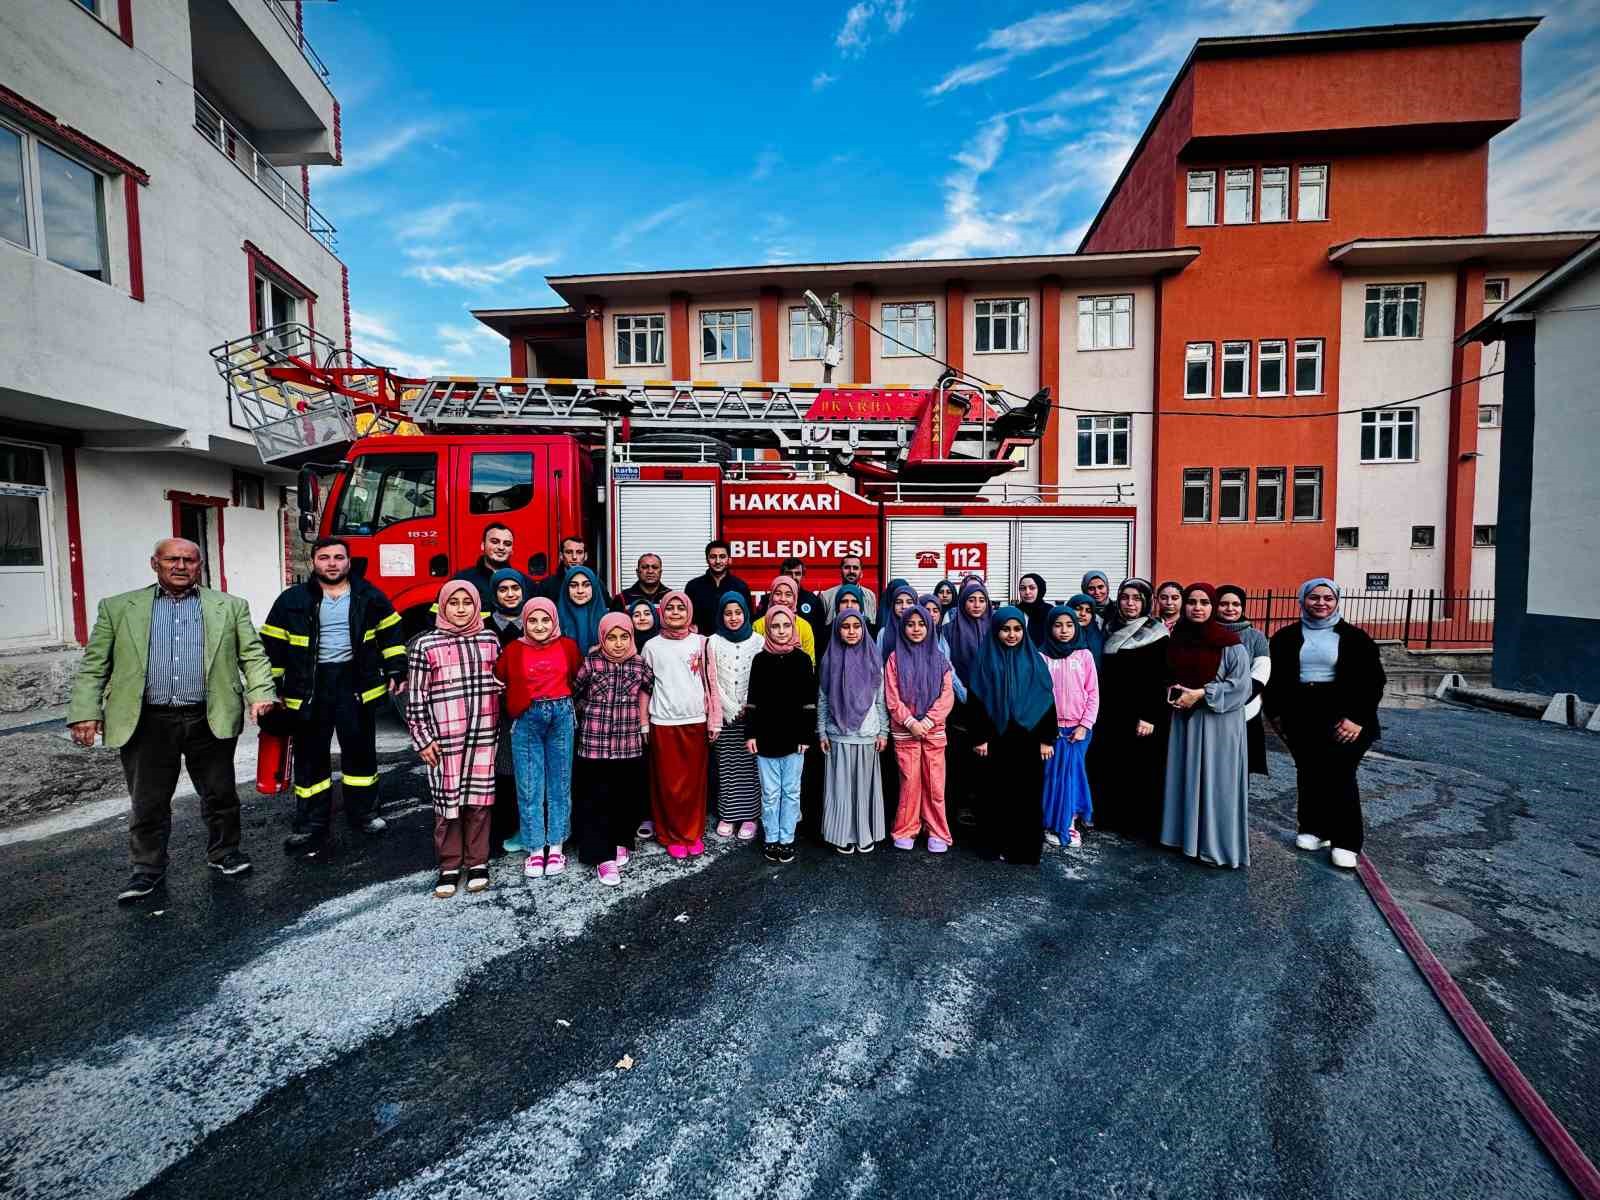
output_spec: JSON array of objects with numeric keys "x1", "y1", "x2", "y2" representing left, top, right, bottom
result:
[
  {"x1": 758, "y1": 752, "x2": 804, "y2": 844},
  {"x1": 511, "y1": 698, "x2": 574, "y2": 849}
]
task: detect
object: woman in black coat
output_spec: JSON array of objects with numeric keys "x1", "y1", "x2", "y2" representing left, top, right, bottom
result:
[
  {"x1": 1263, "y1": 578, "x2": 1386, "y2": 870},
  {"x1": 1085, "y1": 578, "x2": 1171, "y2": 841}
]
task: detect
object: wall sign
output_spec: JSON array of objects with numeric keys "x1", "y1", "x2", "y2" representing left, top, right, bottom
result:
[
  {"x1": 946, "y1": 542, "x2": 987, "y2": 579},
  {"x1": 1366, "y1": 572, "x2": 1390, "y2": 592}
]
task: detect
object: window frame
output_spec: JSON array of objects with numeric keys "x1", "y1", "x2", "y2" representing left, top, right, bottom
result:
[
  {"x1": 1258, "y1": 339, "x2": 1286, "y2": 396},
  {"x1": 1186, "y1": 170, "x2": 1216, "y2": 226},
  {"x1": 1255, "y1": 467, "x2": 1285, "y2": 522},
  {"x1": 881, "y1": 300, "x2": 936, "y2": 358},
  {"x1": 1218, "y1": 468, "x2": 1249, "y2": 523},
  {"x1": 231, "y1": 469, "x2": 266, "y2": 510},
  {"x1": 1484, "y1": 278, "x2": 1509, "y2": 305},
  {"x1": 1363, "y1": 283, "x2": 1425, "y2": 340},
  {"x1": 1359, "y1": 407, "x2": 1419, "y2": 464},
  {"x1": 1292, "y1": 466, "x2": 1323, "y2": 522},
  {"x1": 1336, "y1": 527, "x2": 1360, "y2": 549},
  {"x1": 1411, "y1": 524, "x2": 1436, "y2": 549},
  {"x1": 787, "y1": 305, "x2": 827, "y2": 362},
  {"x1": 1076, "y1": 293, "x2": 1133, "y2": 351},
  {"x1": 973, "y1": 297, "x2": 1028, "y2": 355},
  {"x1": 1478, "y1": 404, "x2": 1502, "y2": 428},
  {"x1": 1182, "y1": 468, "x2": 1212, "y2": 522},
  {"x1": 467, "y1": 451, "x2": 535, "y2": 515},
  {"x1": 1293, "y1": 338, "x2": 1324, "y2": 396},
  {"x1": 616, "y1": 312, "x2": 666, "y2": 367},
  {"x1": 1260, "y1": 166, "x2": 1289, "y2": 222},
  {"x1": 1473, "y1": 524, "x2": 1497, "y2": 547},
  {"x1": 1184, "y1": 342, "x2": 1214, "y2": 399},
  {"x1": 1223, "y1": 168, "x2": 1254, "y2": 224},
  {"x1": 0, "y1": 116, "x2": 112, "y2": 284},
  {"x1": 1075, "y1": 414, "x2": 1131, "y2": 469},
  {"x1": 331, "y1": 452, "x2": 439, "y2": 536},
  {"x1": 699, "y1": 308, "x2": 753, "y2": 364},
  {"x1": 1220, "y1": 340, "x2": 1250, "y2": 398},
  {"x1": 1297, "y1": 164, "x2": 1328, "y2": 221}
]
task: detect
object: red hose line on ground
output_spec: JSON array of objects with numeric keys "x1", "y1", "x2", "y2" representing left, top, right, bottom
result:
[{"x1": 1357, "y1": 854, "x2": 1600, "y2": 1200}]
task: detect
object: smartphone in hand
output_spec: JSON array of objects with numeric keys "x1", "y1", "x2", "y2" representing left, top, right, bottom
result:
[{"x1": 1167, "y1": 684, "x2": 1185, "y2": 705}]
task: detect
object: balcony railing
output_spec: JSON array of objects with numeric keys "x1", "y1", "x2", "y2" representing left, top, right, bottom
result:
[
  {"x1": 262, "y1": 0, "x2": 331, "y2": 80},
  {"x1": 194, "y1": 91, "x2": 337, "y2": 251}
]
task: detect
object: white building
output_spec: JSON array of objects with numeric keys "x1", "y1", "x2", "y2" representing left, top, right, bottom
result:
[{"x1": 0, "y1": 0, "x2": 345, "y2": 668}]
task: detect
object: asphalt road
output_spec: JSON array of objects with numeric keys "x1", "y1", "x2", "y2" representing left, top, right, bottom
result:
[{"x1": 0, "y1": 702, "x2": 1586, "y2": 1200}]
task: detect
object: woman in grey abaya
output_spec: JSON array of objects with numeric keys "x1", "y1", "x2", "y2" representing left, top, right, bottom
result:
[{"x1": 1160, "y1": 582, "x2": 1253, "y2": 868}]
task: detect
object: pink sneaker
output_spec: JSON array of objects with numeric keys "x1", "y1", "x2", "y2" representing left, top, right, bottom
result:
[
  {"x1": 927, "y1": 837, "x2": 950, "y2": 854},
  {"x1": 736, "y1": 821, "x2": 758, "y2": 840},
  {"x1": 667, "y1": 843, "x2": 688, "y2": 860},
  {"x1": 615, "y1": 846, "x2": 630, "y2": 866},
  {"x1": 597, "y1": 862, "x2": 620, "y2": 887},
  {"x1": 523, "y1": 853, "x2": 545, "y2": 878},
  {"x1": 544, "y1": 852, "x2": 567, "y2": 876},
  {"x1": 893, "y1": 836, "x2": 915, "y2": 851},
  {"x1": 687, "y1": 838, "x2": 705, "y2": 856}
]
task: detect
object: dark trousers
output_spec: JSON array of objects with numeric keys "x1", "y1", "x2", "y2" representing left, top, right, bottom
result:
[
  {"x1": 121, "y1": 704, "x2": 241, "y2": 872},
  {"x1": 1281, "y1": 683, "x2": 1374, "y2": 853},
  {"x1": 573, "y1": 755, "x2": 644, "y2": 865},
  {"x1": 434, "y1": 807, "x2": 491, "y2": 872},
  {"x1": 292, "y1": 663, "x2": 379, "y2": 837}
]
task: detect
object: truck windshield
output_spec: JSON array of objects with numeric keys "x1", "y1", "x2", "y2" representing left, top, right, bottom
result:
[{"x1": 332, "y1": 453, "x2": 437, "y2": 535}]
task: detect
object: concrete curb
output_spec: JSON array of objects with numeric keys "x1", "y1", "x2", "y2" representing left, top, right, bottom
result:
[{"x1": 1439, "y1": 681, "x2": 1598, "y2": 730}]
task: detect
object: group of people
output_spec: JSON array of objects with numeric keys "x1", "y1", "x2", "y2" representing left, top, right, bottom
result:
[{"x1": 68, "y1": 525, "x2": 1385, "y2": 905}]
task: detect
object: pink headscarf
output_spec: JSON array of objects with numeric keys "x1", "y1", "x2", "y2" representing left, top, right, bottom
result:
[
  {"x1": 597, "y1": 611, "x2": 637, "y2": 662},
  {"x1": 766, "y1": 575, "x2": 799, "y2": 612},
  {"x1": 761, "y1": 604, "x2": 801, "y2": 655},
  {"x1": 658, "y1": 589, "x2": 695, "y2": 640},
  {"x1": 434, "y1": 580, "x2": 484, "y2": 635},
  {"x1": 519, "y1": 597, "x2": 560, "y2": 646}
]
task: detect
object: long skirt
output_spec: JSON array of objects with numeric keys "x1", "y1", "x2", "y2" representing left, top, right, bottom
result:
[
  {"x1": 975, "y1": 726, "x2": 1046, "y2": 865},
  {"x1": 649, "y1": 721, "x2": 709, "y2": 847},
  {"x1": 1161, "y1": 707, "x2": 1250, "y2": 868},
  {"x1": 713, "y1": 715, "x2": 761, "y2": 823},
  {"x1": 573, "y1": 755, "x2": 643, "y2": 866},
  {"x1": 821, "y1": 742, "x2": 886, "y2": 848},
  {"x1": 1041, "y1": 725, "x2": 1093, "y2": 836}
]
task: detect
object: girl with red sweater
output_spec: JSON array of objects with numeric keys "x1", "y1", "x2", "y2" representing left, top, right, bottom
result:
[{"x1": 494, "y1": 597, "x2": 581, "y2": 879}]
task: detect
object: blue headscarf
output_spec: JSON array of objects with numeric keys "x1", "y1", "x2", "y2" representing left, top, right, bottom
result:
[
  {"x1": 556, "y1": 565, "x2": 606, "y2": 652},
  {"x1": 967, "y1": 605, "x2": 1055, "y2": 733},
  {"x1": 946, "y1": 578, "x2": 992, "y2": 681},
  {"x1": 714, "y1": 590, "x2": 754, "y2": 643},
  {"x1": 1067, "y1": 592, "x2": 1106, "y2": 666},
  {"x1": 1038, "y1": 602, "x2": 1083, "y2": 660},
  {"x1": 488, "y1": 567, "x2": 527, "y2": 617},
  {"x1": 877, "y1": 582, "x2": 920, "y2": 662},
  {"x1": 820, "y1": 609, "x2": 882, "y2": 733},
  {"x1": 833, "y1": 583, "x2": 869, "y2": 621},
  {"x1": 1298, "y1": 577, "x2": 1342, "y2": 631}
]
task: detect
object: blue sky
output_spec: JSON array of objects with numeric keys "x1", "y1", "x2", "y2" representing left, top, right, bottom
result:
[{"x1": 302, "y1": 0, "x2": 1600, "y2": 378}]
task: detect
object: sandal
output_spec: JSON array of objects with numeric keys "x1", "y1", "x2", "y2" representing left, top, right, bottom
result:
[
  {"x1": 615, "y1": 846, "x2": 631, "y2": 866},
  {"x1": 636, "y1": 819, "x2": 655, "y2": 839},
  {"x1": 736, "y1": 821, "x2": 758, "y2": 841},
  {"x1": 465, "y1": 866, "x2": 490, "y2": 893},
  {"x1": 544, "y1": 852, "x2": 567, "y2": 876},
  {"x1": 434, "y1": 870, "x2": 460, "y2": 899},
  {"x1": 597, "y1": 861, "x2": 621, "y2": 887},
  {"x1": 715, "y1": 821, "x2": 735, "y2": 838}
]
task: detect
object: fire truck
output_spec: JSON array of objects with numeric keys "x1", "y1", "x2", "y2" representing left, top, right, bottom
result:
[{"x1": 213, "y1": 324, "x2": 1137, "y2": 632}]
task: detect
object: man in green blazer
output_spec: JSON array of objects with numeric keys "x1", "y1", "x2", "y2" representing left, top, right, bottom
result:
[{"x1": 67, "y1": 538, "x2": 278, "y2": 902}]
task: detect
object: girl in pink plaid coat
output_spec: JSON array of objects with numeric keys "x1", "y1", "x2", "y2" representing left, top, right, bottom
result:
[{"x1": 407, "y1": 580, "x2": 505, "y2": 898}]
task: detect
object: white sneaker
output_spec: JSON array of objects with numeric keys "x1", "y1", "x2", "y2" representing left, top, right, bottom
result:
[
  {"x1": 1044, "y1": 832, "x2": 1061, "y2": 847},
  {"x1": 1330, "y1": 847, "x2": 1358, "y2": 869},
  {"x1": 1296, "y1": 833, "x2": 1332, "y2": 851}
]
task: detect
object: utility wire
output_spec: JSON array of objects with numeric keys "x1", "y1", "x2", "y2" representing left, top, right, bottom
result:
[{"x1": 844, "y1": 310, "x2": 1506, "y2": 421}]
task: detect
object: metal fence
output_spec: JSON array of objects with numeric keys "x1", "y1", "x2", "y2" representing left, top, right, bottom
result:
[{"x1": 1244, "y1": 589, "x2": 1494, "y2": 648}]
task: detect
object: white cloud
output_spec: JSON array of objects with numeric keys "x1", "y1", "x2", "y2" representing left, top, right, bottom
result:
[
  {"x1": 926, "y1": 56, "x2": 1012, "y2": 97},
  {"x1": 1091, "y1": 0, "x2": 1314, "y2": 79},
  {"x1": 812, "y1": 71, "x2": 838, "y2": 90},
  {"x1": 883, "y1": 0, "x2": 911, "y2": 33},
  {"x1": 392, "y1": 201, "x2": 478, "y2": 241},
  {"x1": 890, "y1": 119, "x2": 1032, "y2": 259},
  {"x1": 980, "y1": 2, "x2": 1129, "y2": 53},
  {"x1": 835, "y1": 0, "x2": 912, "y2": 57},
  {"x1": 348, "y1": 309, "x2": 399, "y2": 343},
  {"x1": 332, "y1": 120, "x2": 442, "y2": 178},
  {"x1": 751, "y1": 149, "x2": 782, "y2": 181},
  {"x1": 610, "y1": 199, "x2": 697, "y2": 250},
  {"x1": 438, "y1": 322, "x2": 507, "y2": 361},
  {"x1": 404, "y1": 252, "x2": 557, "y2": 287}
]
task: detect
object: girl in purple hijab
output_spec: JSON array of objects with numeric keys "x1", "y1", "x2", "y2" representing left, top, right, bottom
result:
[
  {"x1": 885, "y1": 606, "x2": 956, "y2": 852},
  {"x1": 817, "y1": 611, "x2": 889, "y2": 854}
]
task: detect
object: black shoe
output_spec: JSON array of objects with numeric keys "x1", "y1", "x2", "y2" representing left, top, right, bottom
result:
[
  {"x1": 356, "y1": 817, "x2": 387, "y2": 835},
  {"x1": 117, "y1": 872, "x2": 165, "y2": 903},
  {"x1": 208, "y1": 851, "x2": 253, "y2": 877},
  {"x1": 835, "y1": 843, "x2": 855, "y2": 856},
  {"x1": 777, "y1": 843, "x2": 797, "y2": 864},
  {"x1": 857, "y1": 840, "x2": 876, "y2": 855},
  {"x1": 283, "y1": 830, "x2": 317, "y2": 851},
  {"x1": 763, "y1": 842, "x2": 781, "y2": 863}
]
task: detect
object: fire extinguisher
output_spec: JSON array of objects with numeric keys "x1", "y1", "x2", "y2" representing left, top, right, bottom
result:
[{"x1": 257, "y1": 708, "x2": 292, "y2": 795}]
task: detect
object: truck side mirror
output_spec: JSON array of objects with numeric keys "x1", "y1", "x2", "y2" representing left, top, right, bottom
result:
[
  {"x1": 528, "y1": 552, "x2": 548, "y2": 578},
  {"x1": 297, "y1": 467, "x2": 321, "y2": 514}
]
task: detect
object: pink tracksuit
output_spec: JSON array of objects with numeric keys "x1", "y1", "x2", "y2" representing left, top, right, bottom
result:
[{"x1": 884, "y1": 656, "x2": 956, "y2": 844}]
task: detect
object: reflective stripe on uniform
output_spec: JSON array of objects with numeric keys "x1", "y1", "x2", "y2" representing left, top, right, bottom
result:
[
  {"x1": 382, "y1": 644, "x2": 406, "y2": 658},
  {"x1": 375, "y1": 611, "x2": 402, "y2": 631},
  {"x1": 284, "y1": 697, "x2": 304, "y2": 710},
  {"x1": 270, "y1": 666, "x2": 285, "y2": 678},
  {"x1": 363, "y1": 628, "x2": 376, "y2": 642},
  {"x1": 341, "y1": 772, "x2": 379, "y2": 787},
  {"x1": 260, "y1": 624, "x2": 289, "y2": 641},
  {"x1": 359, "y1": 684, "x2": 388, "y2": 703},
  {"x1": 295, "y1": 777, "x2": 331, "y2": 798},
  {"x1": 286, "y1": 632, "x2": 310, "y2": 647}
]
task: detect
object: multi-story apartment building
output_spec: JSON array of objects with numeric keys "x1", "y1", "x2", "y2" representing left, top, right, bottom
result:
[
  {"x1": 0, "y1": 0, "x2": 346, "y2": 662},
  {"x1": 479, "y1": 17, "x2": 1589, "y2": 599}
]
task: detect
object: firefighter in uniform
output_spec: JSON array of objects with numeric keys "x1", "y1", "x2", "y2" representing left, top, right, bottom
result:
[{"x1": 261, "y1": 537, "x2": 408, "y2": 855}]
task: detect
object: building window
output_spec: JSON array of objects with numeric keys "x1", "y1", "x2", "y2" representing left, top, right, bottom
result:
[
  {"x1": 787, "y1": 306, "x2": 826, "y2": 361},
  {"x1": 1184, "y1": 343, "x2": 1213, "y2": 398},
  {"x1": 1076, "y1": 415, "x2": 1130, "y2": 468},
  {"x1": 1360, "y1": 408, "x2": 1418, "y2": 463},
  {"x1": 1224, "y1": 168, "x2": 1253, "y2": 224},
  {"x1": 232, "y1": 470, "x2": 265, "y2": 510},
  {"x1": 1186, "y1": 170, "x2": 1215, "y2": 226},
  {"x1": 1474, "y1": 524, "x2": 1497, "y2": 547},
  {"x1": 1255, "y1": 467, "x2": 1285, "y2": 522},
  {"x1": 1218, "y1": 468, "x2": 1249, "y2": 522},
  {"x1": 1364, "y1": 283, "x2": 1424, "y2": 340},
  {"x1": 1258, "y1": 339, "x2": 1286, "y2": 395},
  {"x1": 1220, "y1": 341, "x2": 1250, "y2": 397},
  {"x1": 1077, "y1": 294, "x2": 1132, "y2": 350},
  {"x1": 254, "y1": 271, "x2": 304, "y2": 338},
  {"x1": 1411, "y1": 525, "x2": 1435, "y2": 548},
  {"x1": 1484, "y1": 278, "x2": 1509, "y2": 305},
  {"x1": 616, "y1": 313, "x2": 665, "y2": 366},
  {"x1": 1292, "y1": 467, "x2": 1323, "y2": 520},
  {"x1": 1293, "y1": 339, "x2": 1323, "y2": 395},
  {"x1": 975, "y1": 298, "x2": 1027, "y2": 353},
  {"x1": 1260, "y1": 167, "x2": 1289, "y2": 222},
  {"x1": 0, "y1": 121, "x2": 110, "y2": 283},
  {"x1": 1336, "y1": 526, "x2": 1360, "y2": 548},
  {"x1": 882, "y1": 301, "x2": 935, "y2": 357},
  {"x1": 700, "y1": 309, "x2": 753, "y2": 363},
  {"x1": 1478, "y1": 404, "x2": 1501, "y2": 428},
  {"x1": 1182, "y1": 469, "x2": 1212, "y2": 521},
  {"x1": 1297, "y1": 164, "x2": 1327, "y2": 220}
]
